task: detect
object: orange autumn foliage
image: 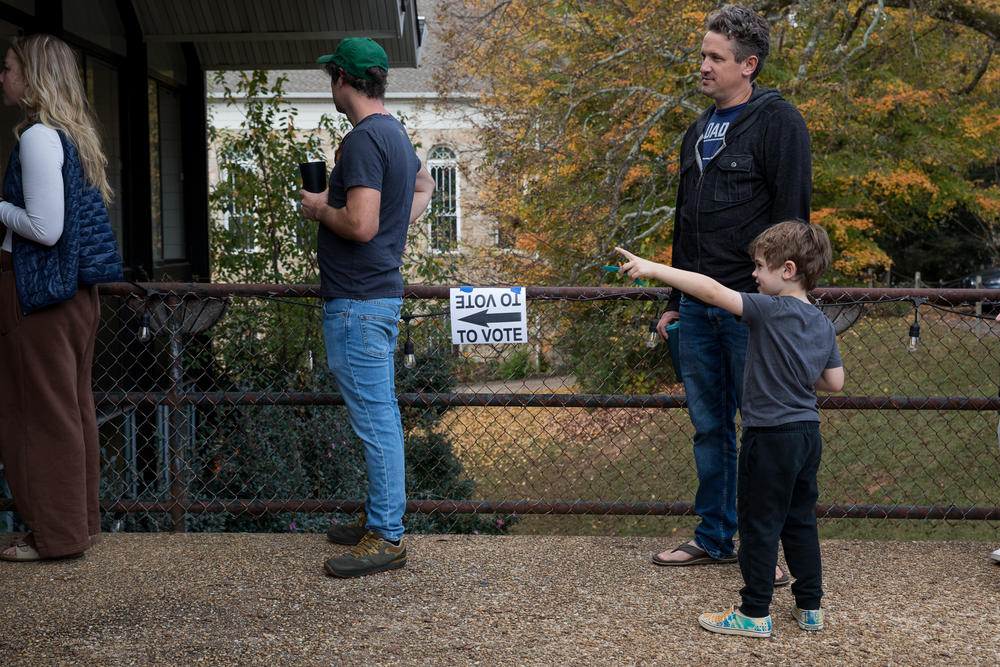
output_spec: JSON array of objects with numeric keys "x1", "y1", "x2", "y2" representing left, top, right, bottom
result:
[{"x1": 435, "y1": 0, "x2": 1000, "y2": 286}]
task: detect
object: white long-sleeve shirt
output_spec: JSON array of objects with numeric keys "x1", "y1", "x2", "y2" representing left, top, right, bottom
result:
[{"x1": 0, "y1": 123, "x2": 65, "y2": 252}]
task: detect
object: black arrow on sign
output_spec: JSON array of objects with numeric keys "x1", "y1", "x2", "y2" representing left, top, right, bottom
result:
[{"x1": 458, "y1": 310, "x2": 521, "y2": 328}]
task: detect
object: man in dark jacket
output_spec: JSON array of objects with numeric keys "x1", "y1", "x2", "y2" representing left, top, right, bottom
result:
[{"x1": 652, "y1": 5, "x2": 811, "y2": 582}]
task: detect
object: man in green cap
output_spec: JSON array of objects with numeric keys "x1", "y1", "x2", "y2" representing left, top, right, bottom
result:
[{"x1": 300, "y1": 37, "x2": 434, "y2": 578}]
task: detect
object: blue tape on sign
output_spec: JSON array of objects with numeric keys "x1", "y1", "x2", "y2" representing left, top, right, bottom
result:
[
  {"x1": 511, "y1": 287, "x2": 522, "y2": 294},
  {"x1": 460, "y1": 286, "x2": 473, "y2": 292}
]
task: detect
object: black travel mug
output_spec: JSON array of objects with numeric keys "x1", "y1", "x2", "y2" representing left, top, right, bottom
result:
[{"x1": 300, "y1": 161, "x2": 327, "y2": 193}]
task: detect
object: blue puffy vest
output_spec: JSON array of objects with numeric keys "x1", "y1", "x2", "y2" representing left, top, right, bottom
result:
[{"x1": 2, "y1": 127, "x2": 123, "y2": 314}]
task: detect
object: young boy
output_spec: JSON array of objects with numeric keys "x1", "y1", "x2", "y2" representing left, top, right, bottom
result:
[{"x1": 616, "y1": 220, "x2": 844, "y2": 638}]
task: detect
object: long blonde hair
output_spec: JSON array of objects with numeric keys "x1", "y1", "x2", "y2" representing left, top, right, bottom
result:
[{"x1": 10, "y1": 33, "x2": 112, "y2": 204}]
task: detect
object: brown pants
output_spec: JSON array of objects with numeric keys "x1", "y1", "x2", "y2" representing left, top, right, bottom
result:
[{"x1": 0, "y1": 251, "x2": 101, "y2": 557}]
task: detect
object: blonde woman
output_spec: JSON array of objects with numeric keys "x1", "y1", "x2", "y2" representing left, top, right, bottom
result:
[{"x1": 0, "y1": 33, "x2": 122, "y2": 561}]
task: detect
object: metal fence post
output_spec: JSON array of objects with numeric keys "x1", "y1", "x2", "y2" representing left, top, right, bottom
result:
[{"x1": 165, "y1": 295, "x2": 187, "y2": 532}]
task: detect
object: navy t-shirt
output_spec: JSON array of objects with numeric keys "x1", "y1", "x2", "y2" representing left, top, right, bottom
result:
[
  {"x1": 318, "y1": 113, "x2": 421, "y2": 300},
  {"x1": 700, "y1": 102, "x2": 747, "y2": 163}
]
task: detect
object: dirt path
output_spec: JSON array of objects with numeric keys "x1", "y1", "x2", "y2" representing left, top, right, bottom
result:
[{"x1": 1, "y1": 533, "x2": 997, "y2": 665}]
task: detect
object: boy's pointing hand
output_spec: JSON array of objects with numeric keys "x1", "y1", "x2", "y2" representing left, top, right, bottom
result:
[{"x1": 614, "y1": 247, "x2": 652, "y2": 282}]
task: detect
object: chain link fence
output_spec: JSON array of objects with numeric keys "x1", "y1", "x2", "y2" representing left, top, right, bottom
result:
[{"x1": 4, "y1": 283, "x2": 998, "y2": 540}]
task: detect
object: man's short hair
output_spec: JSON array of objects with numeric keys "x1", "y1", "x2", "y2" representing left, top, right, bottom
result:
[
  {"x1": 749, "y1": 221, "x2": 832, "y2": 292},
  {"x1": 323, "y1": 62, "x2": 388, "y2": 99},
  {"x1": 707, "y1": 4, "x2": 770, "y2": 81}
]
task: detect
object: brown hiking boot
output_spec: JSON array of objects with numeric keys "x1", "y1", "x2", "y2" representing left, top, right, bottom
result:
[
  {"x1": 324, "y1": 531, "x2": 406, "y2": 578},
  {"x1": 326, "y1": 511, "x2": 367, "y2": 545}
]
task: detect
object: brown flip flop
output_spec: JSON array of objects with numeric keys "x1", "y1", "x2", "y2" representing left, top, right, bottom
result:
[{"x1": 652, "y1": 542, "x2": 738, "y2": 566}]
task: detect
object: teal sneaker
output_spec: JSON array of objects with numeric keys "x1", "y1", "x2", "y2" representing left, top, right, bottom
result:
[
  {"x1": 792, "y1": 607, "x2": 824, "y2": 631},
  {"x1": 326, "y1": 511, "x2": 367, "y2": 545},
  {"x1": 324, "y1": 531, "x2": 406, "y2": 578},
  {"x1": 698, "y1": 606, "x2": 772, "y2": 638}
]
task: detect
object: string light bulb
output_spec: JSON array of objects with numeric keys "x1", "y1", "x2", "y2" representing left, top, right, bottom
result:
[
  {"x1": 907, "y1": 322, "x2": 920, "y2": 352},
  {"x1": 396, "y1": 310, "x2": 449, "y2": 369},
  {"x1": 646, "y1": 319, "x2": 659, "y2": 348},
  {"x1": 138, "y1": 311, "x2": 152, "y2": 343},
  {"x1": 402, "y1": 315, "x2": 416, "y2": 368},
  {"x1": 906, "y1": 299, "x2": 922, "y2": 352},
  {"x1": 403, "y1": 337, "x2": 416, "y2": 369}
]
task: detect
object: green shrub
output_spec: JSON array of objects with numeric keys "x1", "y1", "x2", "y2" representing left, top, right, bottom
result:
[
  {"x1": 176, "y1": 343, "x2": 514, "y2": 536},
  {"x1": 562, "y1": 304, "x2": 676, "y2": 394},
  {"x1": 497, "y1": 345, "x2": 545, "y2": 380}
]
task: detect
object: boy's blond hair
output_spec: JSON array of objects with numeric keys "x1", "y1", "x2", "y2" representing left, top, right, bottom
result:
[{"x1": 748, "y1": 220, "x2": 831, "y2": 291}]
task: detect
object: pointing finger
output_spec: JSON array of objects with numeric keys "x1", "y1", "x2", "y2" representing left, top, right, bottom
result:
[{"x1": 614, "y1": 247, "x2": 636, "y2": 262}]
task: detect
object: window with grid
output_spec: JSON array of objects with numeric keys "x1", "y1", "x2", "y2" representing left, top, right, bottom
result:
[
  {"x1": 427, "y1": 145, "x2": 459, "y2": 251},
  {"x1": 219, "y1": 152, "x2": 257, "y2": 252}
]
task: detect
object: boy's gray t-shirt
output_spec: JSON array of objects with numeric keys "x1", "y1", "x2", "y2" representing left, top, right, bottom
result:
[{"x1": 739, "y1": 293, "x2": 842, "y2": 427}]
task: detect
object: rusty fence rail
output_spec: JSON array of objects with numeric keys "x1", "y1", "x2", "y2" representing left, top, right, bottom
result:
[{"x1": 3, "y1": 283, "x2": 999, "y2": 537}]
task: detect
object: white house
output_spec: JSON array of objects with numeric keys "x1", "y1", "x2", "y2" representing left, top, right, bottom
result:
[{"x1": 206, "y1": 0, "x2": 500, "y2": 279}]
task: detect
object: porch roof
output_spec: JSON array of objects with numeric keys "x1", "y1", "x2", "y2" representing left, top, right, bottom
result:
[{"x1": 130, "y1": 0, "x2": 425, "y2": 70}]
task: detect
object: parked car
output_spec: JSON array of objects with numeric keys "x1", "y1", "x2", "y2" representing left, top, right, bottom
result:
[
  {"x1": 958, "y1": 266, "x2": 1000, "y2": 313},
  {"x1": 961, "y1": 266, "x2": 1000, "y2": 289}
]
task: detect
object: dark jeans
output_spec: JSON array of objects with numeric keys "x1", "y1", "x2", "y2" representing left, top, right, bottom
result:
[
  {"x1": 737, "y1": 421, "x2": 823, "y2": 618},
  {"x1": 679, "y1": 297, "x2": 748, "y2": 560}
]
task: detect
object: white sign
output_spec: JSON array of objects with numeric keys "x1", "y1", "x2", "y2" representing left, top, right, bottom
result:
[{"x1": 449, "y1": 287, "x2": 528, "y2": 345}]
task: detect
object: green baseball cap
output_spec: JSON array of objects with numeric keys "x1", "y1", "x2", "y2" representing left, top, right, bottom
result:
[{"x1": 317, "y1": 38, "x2": 388, "y2": 81}]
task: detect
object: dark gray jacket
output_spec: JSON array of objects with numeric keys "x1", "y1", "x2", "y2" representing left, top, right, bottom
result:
[{"x1": 667, "y1": 85, "x2": 811, "y2": 312}]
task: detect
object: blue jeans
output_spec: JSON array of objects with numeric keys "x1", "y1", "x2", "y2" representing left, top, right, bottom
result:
[
  {"x1": 322, "y1": 297, "x2": 406, "y2": 542},
  {"x1": 678, "y1": 296, "x2": 748, "y2": 560}
]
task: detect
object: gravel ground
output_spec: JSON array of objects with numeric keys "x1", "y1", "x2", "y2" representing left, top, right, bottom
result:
[{"x1": 1, "y1": 533, "x2": 998, "y2": 665}]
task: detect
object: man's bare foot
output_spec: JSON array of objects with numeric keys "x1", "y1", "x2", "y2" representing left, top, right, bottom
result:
[
  {"x1": 654, "y1": 539, "x2": 700, "y2": 564},
  {"x1": 652, "y1": 539, "x2": 737, "y2": 565},
  {"x1": 652, "y1": 539, "x2": 790, "y2": 583}
]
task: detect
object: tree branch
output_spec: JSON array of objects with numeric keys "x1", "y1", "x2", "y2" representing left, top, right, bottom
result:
[
  {"x1": 758, "y1": 0, "x2": 1000, "y2": 41},
  {"x1": 831, "y1": 0, "x2": 885, "y2": 71},
  {"x1": 790, "y1": 7, "x2": 837, "y2": 91},
  {"x1": 882, "y1": 0, "x2": 1000, "y2": 42},
  {"x1": 950, "y1": 39, "x2": 996, "y2": 95}
]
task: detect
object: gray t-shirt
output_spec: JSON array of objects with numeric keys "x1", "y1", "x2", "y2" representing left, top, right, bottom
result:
[{"x1": 739, "y1": 292, "x2": 842, "y2": 427}]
